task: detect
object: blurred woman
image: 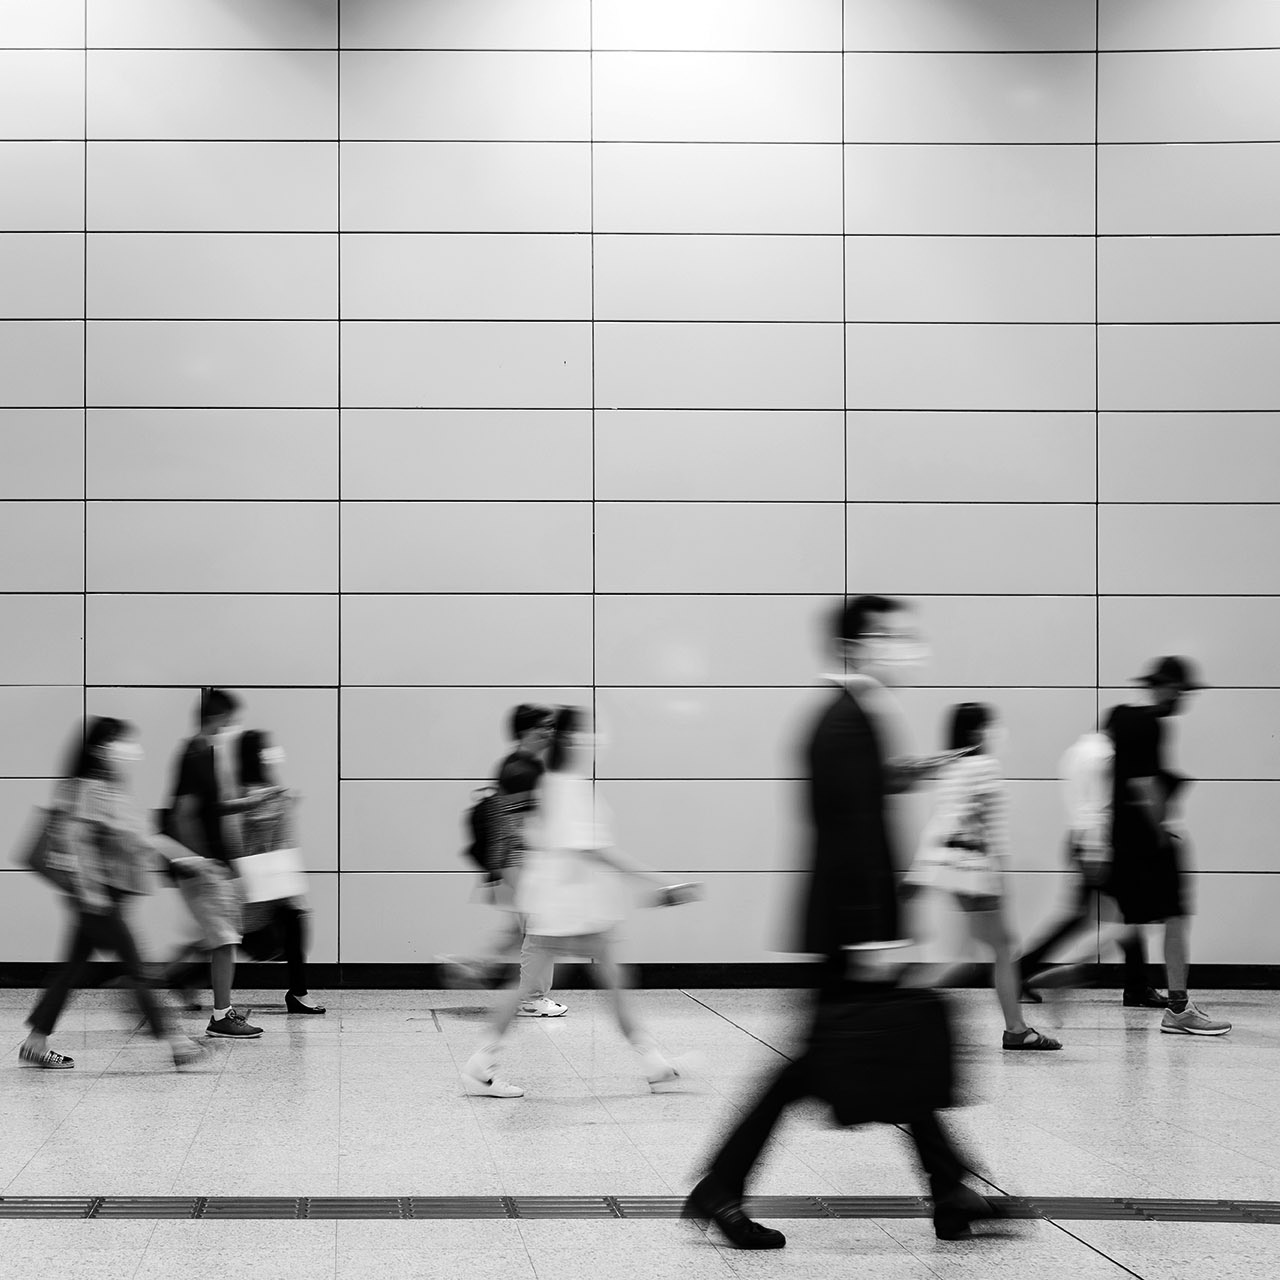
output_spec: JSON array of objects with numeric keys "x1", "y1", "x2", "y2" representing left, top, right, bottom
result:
[
  {"x1": 462, "y1": 706, "x2": 697, "y2": 1097},
  {"x1": 228, "y1": 730, "x2": 324, "y2": 1014},
  {"x1": 19, "y1": 718, "x2": 203, "y2": 1070},
  {"x1": 906, "y1": 703, "x2": 1061, "y2": 1051}
]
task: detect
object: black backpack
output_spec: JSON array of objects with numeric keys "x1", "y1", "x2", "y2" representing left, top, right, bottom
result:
[{"x1": 463, "y1": 786, "x2": 502, "y2": 874}]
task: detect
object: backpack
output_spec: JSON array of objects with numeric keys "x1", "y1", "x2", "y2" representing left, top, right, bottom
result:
[
  {"x1": 1059, "y1": 730, "x2": 1114, "y2": 850},
  {"x1": 462, "y1": 786, "x2": 502, "y2": 874}
]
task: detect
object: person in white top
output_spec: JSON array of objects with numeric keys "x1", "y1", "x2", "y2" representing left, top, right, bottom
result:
[
  {"x1": 461, "y1": 706, "x2": 700, "y2": 1099},
  {"x1": 906, "y1": 703, "x2": 1061, "y2": 1051}
]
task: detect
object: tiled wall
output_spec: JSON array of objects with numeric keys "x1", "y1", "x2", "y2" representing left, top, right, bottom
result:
[{"x1": 2, "y1": 0, "x2": 1279, "y2": 969}]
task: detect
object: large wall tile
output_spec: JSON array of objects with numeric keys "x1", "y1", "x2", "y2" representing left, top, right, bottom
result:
[
  {"x1": 0, "y1": 781, "x2": 59, "y2": 883},
  {"x1": 341, "y1": 321, "x2": 590, "y2": 408},
  {"x1": 595, "y1": 235, "x2": 842, "y2": 323},
  {"x1": 341, "y1": 502, "x2": 592, "y2": 593},
  {"x1": 0, "y1": 411, "x2": 83, "y2": 497},
  {"x1": 1100, "y1": 324, "x2": 1280, "y2": 410},
  {"x1": 342, "y1": 595, "x2": 593, "y2": 687},
  {"x1": 340, "y1": 781, "x2": 478, "y2": 873},
  {"x1": 341, "y1": 52, "x2": 588, "y2": 141},
  {"x1": 0, "y1": 233, "x2": 82, "y2": 318},
  {"x1": 849, "y1": 504, "x2": 1096, "y2": 595},
  {"x1": 596, "y1": 322, "x2": 843, "y2": 409},
  {"x1": 88, "y1": 233, "x2": 336, "y2": 320},
  {"x1": 845, "y1": 53, "x2": 1094, "y2": 143},
  {"x1": 340, "y1": 143, "x2": 589, "y2": 232},
  {"x1": 1099, "y1": 236, "x2": 1280, "y2": 323},
  {"x1": 595, "y1": 596, "x2": 830, "y2": 687},
  {"x1": 595, "y1": 686, "x2": 821, "y2": 780},
  {"x1": 847, "y1": 237, "x2": 1094, "y2": 323},
  {"x1": 341, "y1": 686, "x2": 590, "y2": 779},
  {"x1": 847, "y1": 324, "x2": 1095, "y2": 410},
  {"x1": 341, "y1": 0, "x2": 588, "y2": 50},
  {"x1": 0, "y1": 51, "x2": 82, "y2": 139},
  {"x1": 0, "y1": 686, "x2": 84, "y2": 776},
  {"x1": 595, "y1": 410, "x2": 843, "y2": 501},
  {"x1": 341, "y1": 233, "x2": 589, "y2": 321},
  {"x1": 87, "y1": 321, "x2": 336, "y2": 407},
  {"x1": 0, "y1": 321, "x2": 83, "y2": 407},
  {"x1": 847, "y1": 411, "x2": 1096, "y2": 503},
  {"x1": 596, "y1": 503, "x2": 844, "y2": 594},
  {"x1": 0, "y1": 871, "x2": 81, "y2": 962},
  {"x1": 0, "y1": 501, "x2": 83, "y2": 590},
  {"x1": 1099, "y1": 505, "x2": 1280, "y2": 595},
  {"x1": 1101, "y1": 0, "x2": 1280, "y2": 51},
  {"x1": 595, "y1": 53, "x2": 841, "y2": 143},
  {"x1": 86, "y1": 501, "x2": 337, "y2": 593},
  {"x1": 1101, "y1": 597, "x2": 1280, "y2": 691},
  {"x1": 0, "y1": 0, "x2": 83, "y2": 46},
  {"x1": 1190, "y1": 875, "x2": 1280, "y2": 964},
  {"x1": 846, "y1": 0, "x2": 1095, "y2": 51},
  {"x1": 84, "y1": 684, "x2": 338, "y2": 869},
  {"x1": 1101, "y1": 51, "x2": 1280, "y2": 143},
  {"x1": 1099, "y1": 143, "x2": 1280, "y2": 235},
  {"x1": 87, "y1": 410, "x2": 337, "y2": 499},
  {"x1": 0, "y1": 142, "x2": 83, "y2": 230},
  {"x1": 915, "y1": 596, "x2": 1098, "y2": 689},
  {"x1": 1181, "y1": 783, "x2": 1280, "y2": 873},
  {"x1": 846, "y1": 145, "x2": 1094, "y2": 234},
  {"x1": 86, "y1": 594, "x2": 338, "y2": 685},
  {"x1": 595, "y1": 0, "x2": 840, "y2": 51},
  {"x1": 0, "y1": 596, "x2": 83, "y2": 684},
  {"x1": 1098, "y1": 413, "x2": 1280, "y2": 502},
  {"x1": 593, "y1": 144, "x2": 841, "y2": 234},
  {"x1": 88, "y1": 142, "x2": 336, "y2": 232},
  {"x1": 89, "y1": 51, "x2": 336, "y2": 141},
  {"x1": 88, "y1": 0, "x2": 338, "y2": 48},
  {"x1": 340, "y1": 410, "x2": 591, "y2": 500}
]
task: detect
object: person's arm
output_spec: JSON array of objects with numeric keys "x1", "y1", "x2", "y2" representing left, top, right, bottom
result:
[
  {"x1": 1130, "y1": 775, "x2": 1167, "y2": 833},
  {"x1": 885, "y1": 748, "x2": 973, "y2": 794},
  {"x1": 220, "y1": 786, "x2": 287, "y2": 815}
]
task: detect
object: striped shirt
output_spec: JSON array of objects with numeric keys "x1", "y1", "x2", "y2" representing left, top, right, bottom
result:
[{"x1": 908, "y1": 754, "x2": 1008, "y2": 897}]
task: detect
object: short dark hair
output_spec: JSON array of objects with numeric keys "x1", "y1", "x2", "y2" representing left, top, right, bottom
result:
[
  {"x1": 545, "y1": 706, "x2": 583, "y2": 773},
  {"x1": 946, "y1": 702, "x2": 990, "y2": 752},
  {"x1": 66, "y1": 716, "x2": 130, "y2": 780},
  {"x1": 200, "y1": 687, "x2": 239, "y2": 726},
  {"x1": 237, "y1": 729, "x2": 268, "y2": 788},
  {"x1": 835, "y1": 595, "x2": 903, "y2": 643},
  {"x1": 510, "y1": 703, "x2": 552, "y2": 740}
]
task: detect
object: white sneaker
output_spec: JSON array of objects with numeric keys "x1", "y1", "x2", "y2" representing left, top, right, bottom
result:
[
  {"x1": 461, "y1": 1051, "x2": 524, "y2": 1098},
  {"x1": 1160, "y1": 1002, "x2": 1232, "y2": 1036},
  {"x1": 517, "y1": 997, "x2": 568, "y2": 1018}
]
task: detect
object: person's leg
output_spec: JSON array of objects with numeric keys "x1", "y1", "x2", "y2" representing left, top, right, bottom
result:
[
  {"x1": 100, "y1": 906, "x2": 173, "y2": 1042},
  {"x1": 967, "y1": 907, "x2": 1026, "y2": 1036},
  {"x1": 1120, "y1": 923, "x2": 1154, "y2": 994},
  {"x1": 280, "y1": 904, "x2": 308, "y2": 996},
  {"x1": 210, "y1": 944, "x2": 234, "y2": 1011},
  {"x1": 1019, "y1": 874, "x2": 1093, "y2": 980},
  {"x1": 1163, "y1": 916, "x2": 1189, "y2": 1002},
  {"x1": 906, "y1": 1110, "x2": 967, "y2": 1202},
  {"x1": 26, "y1": 912, "x2": 98, "y2": 1045}
]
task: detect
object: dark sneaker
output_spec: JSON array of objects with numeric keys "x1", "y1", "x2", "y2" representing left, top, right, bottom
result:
[
  {"x1": 1123, "y1": 987, "x2": 1169, "y2": 1008},
  {"x1": 206, "y1": 1008, "x2": 263, "y2": 1039}
]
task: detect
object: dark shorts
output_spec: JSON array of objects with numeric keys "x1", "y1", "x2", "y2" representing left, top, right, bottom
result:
[
  {"x1": 953, "y1": 893, "x2": 1003, "y2": 914},
  {"x1": 1107, "y1": 818, "x2": 1188, "y2": 924}
]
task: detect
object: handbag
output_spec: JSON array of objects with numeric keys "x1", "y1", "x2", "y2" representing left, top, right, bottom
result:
[
  {"x1": 14, "y1": 805, "x2": 79, "y2": 895},
  {"x1": 234, "y1": 846, "x2": 308, "y2": 904},
  {"x1": 805, "y1": 985, "x2": 955, "y2": 1126}
]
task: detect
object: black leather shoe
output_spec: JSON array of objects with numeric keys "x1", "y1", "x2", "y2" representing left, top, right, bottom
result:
[
  {"x1": 1123, "y1": 988, "x2": 1168, "y2": 1009},
  {"x1": 285, "y1": 991, "x2": 327, "y2": 1014},
  {"x1": 933, "y1": 1186, "x2": 1011, "y2": 1241},
  {"x1": 682, "y1": 1176, "x2": 785, "y2": 1250}
]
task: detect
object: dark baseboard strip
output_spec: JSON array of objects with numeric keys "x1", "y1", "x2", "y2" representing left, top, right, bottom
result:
[
  {"x1": 0, "y1": 1195, "x2": 1276, "y2": 1223},
  {"x1": 2, "y1": 961, "x2": 1280, "y2": 990}
]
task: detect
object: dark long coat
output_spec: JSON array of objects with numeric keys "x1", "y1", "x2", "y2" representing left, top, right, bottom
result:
[{"x1": 799, "y1": 687, "x2": 902, "y2": 956}]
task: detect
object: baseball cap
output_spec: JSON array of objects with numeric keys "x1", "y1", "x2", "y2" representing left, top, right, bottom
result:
[{"x1": 1134, "y1": 656, "x2": 1206, "y2": 691}]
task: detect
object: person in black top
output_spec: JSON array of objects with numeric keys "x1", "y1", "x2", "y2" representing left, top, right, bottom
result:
[
  {"x1": 685, "y1": 597, "x2": 1008, "y2": 1249},
  {"x1": 1106, "y1": 657, "x2": 1230, "y2": 1036}
]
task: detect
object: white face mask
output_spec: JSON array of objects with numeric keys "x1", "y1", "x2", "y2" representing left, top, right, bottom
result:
[
  {"x1": 858, "y1": 637, "x2": 931, "y2": 671},
  {"x1": 260, "y1": 746, "x2": 285, "y2": 768},
  {"x1": 984, "y1": 724, "x2": 1008, "y2": 756},
  {"x1": 108, "y1": 739, "x2": 144, "y2": 764}
]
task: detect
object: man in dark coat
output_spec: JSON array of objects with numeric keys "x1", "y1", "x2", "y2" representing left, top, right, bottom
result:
[{"x1": 684, "y1": 596, "x2": 1006, "y2": 1249}]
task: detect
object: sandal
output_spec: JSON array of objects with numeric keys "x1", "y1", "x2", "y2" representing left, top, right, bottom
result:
[
  {"x1": 1002, "y1": 1027, "x2": 1062, "y2": 1051},
  {"x1": 18, "y1": 1043, "x2": 74, "y2": 1070}
]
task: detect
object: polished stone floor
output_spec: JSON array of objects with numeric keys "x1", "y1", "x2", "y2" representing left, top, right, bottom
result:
[{"x1": 1, "y1": 984, "x2": 1276, "y2": 1278}]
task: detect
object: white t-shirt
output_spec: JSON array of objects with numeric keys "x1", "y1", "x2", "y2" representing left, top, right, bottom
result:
[
  {"x1": 1060, "y1": 731, "x2": 1113, "y2": 853},
  {"x1": 515, "y1": 772, "x2": 629, "y2": 937}
]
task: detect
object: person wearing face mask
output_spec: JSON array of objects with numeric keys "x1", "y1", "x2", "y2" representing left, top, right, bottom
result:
[
  {"x1": 1105, "y1": 658, "x2": 1229, "y2": 1036},
  {"x1": 229, "y1": 730, "x2": 324, "y2": 1014},
  {"x1": 685, "y1": 597, "x2": 1010, "y2": 1250},
  {"x1": 164, "y1": 688, "x2": 283, "y2": 1039},
  {"x1": 906, "y1": 704, "x2": 1061, "y2": 1051},
  {"x1": 19, "y1": 718, "x2": 204, "y2": 1070}
]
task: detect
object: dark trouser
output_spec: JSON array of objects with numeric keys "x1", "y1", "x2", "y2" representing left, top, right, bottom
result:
[
  {"x1": 706, "y1": 961, "x2": 965, "y2": 1205},
  {"x1": 1019, "y1": 876, "x2": 1150, "y2": 993},
  {"x1": 29, "y1": 898, "x2": 171, "y2": 1041}
]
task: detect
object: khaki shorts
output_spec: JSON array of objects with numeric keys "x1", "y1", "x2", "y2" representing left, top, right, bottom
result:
[{"x1": 176, "y1": 862, "x2": 242, "y2": 951}]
